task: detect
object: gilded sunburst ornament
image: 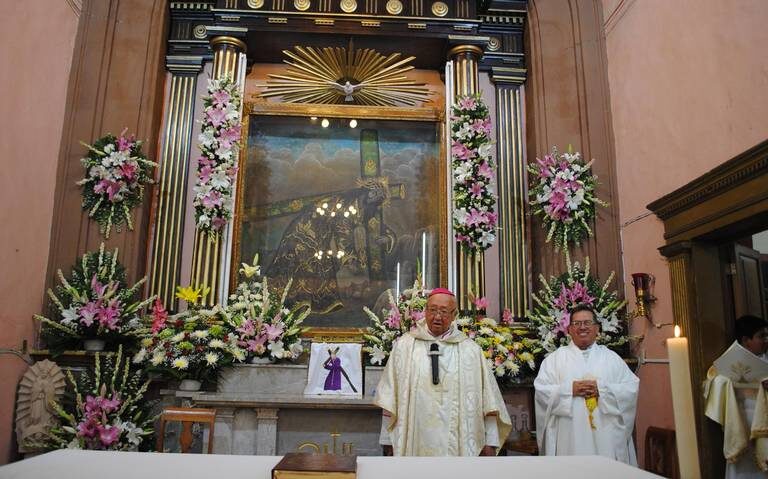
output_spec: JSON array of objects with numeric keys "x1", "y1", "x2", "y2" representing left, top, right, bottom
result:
[{"x1": 261, "y1": 42, "x2": 431, "y2": 106}]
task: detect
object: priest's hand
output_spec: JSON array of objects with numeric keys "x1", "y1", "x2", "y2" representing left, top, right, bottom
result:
[
  {"x1": 479, "y1": 445, "x2": 496, "y2": 456},
  {"x1": 572, "y1": 380, "x2": 599, "y2": 397}
]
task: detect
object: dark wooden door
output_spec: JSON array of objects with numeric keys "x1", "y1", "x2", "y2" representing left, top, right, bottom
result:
[{"x1": 732, "y1": 244, "x2": 766, "y2": 319}]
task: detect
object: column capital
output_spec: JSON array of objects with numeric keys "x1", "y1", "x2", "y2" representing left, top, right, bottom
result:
[
  {"x1": 659, "y1": 241, "x2": 694, "y2": 259},
  {"x1": 489, "y1": 66, "x2": 527, "y2": 86},
  {"x1": 165, "y1": 55, "x2": 205, "y2": 74},
  {"x1": 210, "y1": 35, "x2": 247, "y2": 54}
]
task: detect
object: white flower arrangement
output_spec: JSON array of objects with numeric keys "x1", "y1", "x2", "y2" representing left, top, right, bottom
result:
[
  {"x1": 528, "y1": 145, "x2": 607, "y2": 250},
  {"x1": 450, "y1": 94, "x2": 498, "y2": 253},
  {"x1": 77, "y1": 131, "x2": 156, "y2": 238},
  {"x1": 193, "y1": 76, "x2": 242, "y2": 233}
]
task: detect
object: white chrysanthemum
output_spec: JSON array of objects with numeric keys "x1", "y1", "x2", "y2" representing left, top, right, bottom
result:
[
  {"x1": 479, "y1": 317, "x2": 497, "y2": 327},
  {"x1": 132, "y1": 349, "x2": 147, "y2": 364},
  {"x1": 232, "y1": 348, "x2": 246, "y2": 362},
  {"x1": 170, "y1": 332, "x2": 185, "y2": 343},
  {"x1": 141, "y1": 337, "x2": 153, "y2": 348},
  {"x1": 289, "y1": 341, "x2": 304, "y2": 357},
  {"x1": 151, "y1": 352, "x2": 165, "y2": 366},
  {"x1": 204, "y1": 352, "x2": 219, "y2": 365},
  {"x1": 494, "y1": 365, "x2": 506, "y2": 377},
  {"x1": 209, "y1": 339, "x2": 225, "y2": 349},
  {"x1": 479, "y1": 326, "x2": 494, "y2": 337},
  {"x1": 519, "y1": 352, "x2": 534, "y2": 363},
  {"x1": 191, "y1": 330, "x2": 209, "y2": 340},
  {"x1": 172, "y1": 357, "x2": 189, "y2": 370}
]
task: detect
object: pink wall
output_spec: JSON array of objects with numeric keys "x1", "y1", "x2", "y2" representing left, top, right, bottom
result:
[
  {"x1": 0, "y1": 3, "x2": 80, "y2": 464},
  {"x1": 601, "y1": 0, "x2": 768, "y2": 465}
]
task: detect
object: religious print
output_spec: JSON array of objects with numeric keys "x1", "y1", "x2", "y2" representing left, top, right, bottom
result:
[
  {"x1": 237, "y1": 114, "x2": 441, "y2": 328},
  {"x1": 304, "y1": 342, "x2": 363, "y2": 397}
]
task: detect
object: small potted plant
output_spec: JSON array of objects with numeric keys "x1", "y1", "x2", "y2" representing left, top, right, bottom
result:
[
  {"x1": 226, "y1": 255, "x2": 310, "y2": 363},
  {"x1": 134, "y1": 286, "x2": 246, "y2": 391},
  {"x1": 34, "y1": 244, "x2": 152, "y2": 353},
  {"x1": 27, "y1": 346, "x2": 156, "y2": 451}
]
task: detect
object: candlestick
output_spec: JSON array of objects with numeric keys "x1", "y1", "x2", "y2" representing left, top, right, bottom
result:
[
  {"x1": 395, "y1": 262, "x2": 400, "y2": 298},
  {"x1": 667, "y1": 325, "x2": 701, "y2": 479},
  {"x1": 421, "y1": 232, "x2": 427, "y2": 288}
]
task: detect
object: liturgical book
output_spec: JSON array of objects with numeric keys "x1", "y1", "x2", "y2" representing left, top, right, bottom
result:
[
  {"x1": 272, "y1": 453, "x2": 357, "y2": 479},
  {"x1": 713, "y1": 341, "x2": 768, "y2": 386}
]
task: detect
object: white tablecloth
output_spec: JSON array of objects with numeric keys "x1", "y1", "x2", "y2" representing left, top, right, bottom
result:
[{"x1": 0, "y1": 450, "x2": 664, "y2": 479}]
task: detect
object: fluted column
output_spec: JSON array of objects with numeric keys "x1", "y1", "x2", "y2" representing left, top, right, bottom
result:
[
  {"x1": 491, "y1": 68, "x2": 528, "y2": 319},
  {"x1": 448, "y1": 44, "x2": 483, "y2": 312},
  {"x1": 190, "y1": 35, "x2": 247, "y2": 306},
  {"x1": 148, "y1": 56, "x2": 204, "y2": 311}
]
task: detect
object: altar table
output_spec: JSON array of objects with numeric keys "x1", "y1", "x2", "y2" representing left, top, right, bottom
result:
[{"x1": 0, "y1": 450, "x2": 663, "y2": 479}]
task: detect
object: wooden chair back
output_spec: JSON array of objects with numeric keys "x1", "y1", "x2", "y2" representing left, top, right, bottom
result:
[{"x1": 156, "y1": 407, "x2": 217, "y2": 454}]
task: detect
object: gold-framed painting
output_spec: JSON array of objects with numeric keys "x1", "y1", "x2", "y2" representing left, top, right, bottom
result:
[{"x1": 232, "y1": 101, "x2": 446, "y2": 339}]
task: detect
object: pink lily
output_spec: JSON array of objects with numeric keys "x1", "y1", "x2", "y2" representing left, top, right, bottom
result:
[
  {"x1": 211, "y1": 89, "x2": 231, "y2": 107},
  {"x1": 207, "y1": 107, "x2": 227, "y2": 128},
  {"x1": 263, "y1": 323, "x2": 284, "y2": 341}
]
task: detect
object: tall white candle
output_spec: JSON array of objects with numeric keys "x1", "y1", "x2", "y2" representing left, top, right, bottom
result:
[
  {"x1": 395, "y1": 262, "x2": 401, "y2": 298},
  {"x1": 667, "y1": 325, "x2": 701, "y2": 479},
  {"x1": 421, "y1": 232, "x2": 427, "y2": 287}
]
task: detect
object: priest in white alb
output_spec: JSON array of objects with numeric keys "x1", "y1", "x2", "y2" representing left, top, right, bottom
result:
[
  {"x1": 703, "y1": 315, "x2": 768, "y2": 478},
  {"x1": 375, "y1": 288, "x2": 512, "y2": 456},
  {"x1": 534, "y1": 304, "x2": 639, "y2": 464}
]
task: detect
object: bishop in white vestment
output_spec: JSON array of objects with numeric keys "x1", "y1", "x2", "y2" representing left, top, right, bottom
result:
[
  {"x1": 375, "y1": 289, "x2": 512, "y2": 456},
  {"x1": 534, "y1": 305, "x2": 639, "y2": 464}
]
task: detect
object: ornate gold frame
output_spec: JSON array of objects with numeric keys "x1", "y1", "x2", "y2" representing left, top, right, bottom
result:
[{"x1": 232, "y1": 98, "x2": 447, "y2": 340}]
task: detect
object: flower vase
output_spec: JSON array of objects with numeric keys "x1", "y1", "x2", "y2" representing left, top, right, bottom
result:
[
  {"x1": 83, "y1": 339, "x2": 106, "y2": 352},
  {"x1": 250, "y1": 356, "x2": 274, "y2": 364},
  {"x1": 178, "y1": 379, "x2": 202, "y2": 391}
]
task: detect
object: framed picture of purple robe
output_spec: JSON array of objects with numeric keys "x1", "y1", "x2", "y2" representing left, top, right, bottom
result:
[{"x1": 304, "y1": 342, "x2": 363, "y2": 397}]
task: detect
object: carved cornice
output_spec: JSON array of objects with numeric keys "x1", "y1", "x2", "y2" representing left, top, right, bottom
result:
[{"x1": 648, "y1": 140, "x2": 768, "y2": 221}]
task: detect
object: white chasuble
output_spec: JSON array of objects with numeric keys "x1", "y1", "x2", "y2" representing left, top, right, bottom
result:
[
  {"x1": 703, "y1": 346, "x2": 768, "y2": 477},
  {"x1": 534, "y1": 342, "x2": 639, "y2": 464},
  {"x1": 374, "y1": 321, "x2": 512, "y2": 456}
]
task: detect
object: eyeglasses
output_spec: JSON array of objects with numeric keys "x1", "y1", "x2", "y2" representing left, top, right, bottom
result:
[
  {"x1": 426, "y1": 308, "x2": 456, "y2": 318},
  {"x1": 571, "y1": 320, "x2": 596, "y2": 328}
]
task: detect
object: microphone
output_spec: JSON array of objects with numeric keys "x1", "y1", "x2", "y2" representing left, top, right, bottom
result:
[{"x1": 429, "y1": 343, "x2": 440, "y2": 385}]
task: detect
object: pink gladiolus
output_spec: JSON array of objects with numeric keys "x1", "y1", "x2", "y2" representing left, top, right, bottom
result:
[
  {"x1": 384, "y1": 309, "x2": 402, "y2": 329},
  {"x1": 410, "y1": 310, "x2": 425, "y2": 322},
  {"x1": 199, "y1": 165, "x2": 213, "y2": 184},
  {"x1": 477, "y1": 162, "x2": 493, "y2": 180},
  {"x1": 263, "y1": 323, "x2": 284, "y2": 341},
  {"x1": 116, "y1": 135, "x2": 134, "y2": 152},
  {"x1": 150, "y1": 298, "x2": 168, "y2": 334},
  {"x1": 458, "y1": 97, "x2": 476, "y2": 110},
  {"x1": 553, "y1": 313, "x2": 571, "y2": 335},
  {"x1": 97, "y1": 425, "x2": 121, "y2": 447},
  {"x1": 473, "y1": 296, "x2": 489, "y2": 310},
  {"x1": 211, "y1": 216, "x2": 227, "y2": 230},
  {"x1": 97, "y1": 299, "x2": 122, "y2": 330},
  {"x1": 451, "y1": 140, "x2": 474, "y2": 161},
  {"x1": 211, "y1": 89, "x2": 231, "y2": 107},
  {"x1": 469, "y1": 182, "x2": 484, "y2": 198},
  {"x1": 198, "y1": 156, "x2": 215, "y2": 169},
  {"x1": 77, "y1": 419, "x2": 98, "y2": 438},
  {"x1": 502, "y1": 309, "x2": 514, "y2": 325},
  {"x1": 201, "y1": 190, "x2": 223, "y2": 209},
  {"x1": 119, "y1": 162, "x2": 137, "y2": 181},
  {"x1": 101, "y1": 394, "x2": 122, "y2": 413},
  {"x1": 90, "y1": 275, "x2": 108, "y2": 298},
  {"x1": 79, "y1": 301, "x2": 100, "y2": 327},
  {"x1": 219, "y1": 125, "x2": 241, "y2": 144},
  {"x1": 238, "y1": 319, "x2": 256, "y2": 336},
  {"x1": 466, "y1": 209, "x2": 486, "y2": 226},
  {"x1": 207, "y1": 107, "x2": 227, "y2": 128}
]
